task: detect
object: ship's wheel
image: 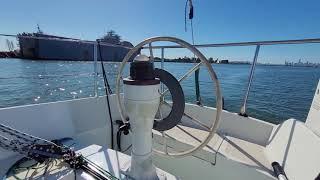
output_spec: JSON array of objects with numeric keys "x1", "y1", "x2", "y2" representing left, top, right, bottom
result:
[{"x1": 115, "y1": 37, "x2": 222, "y2": 158}]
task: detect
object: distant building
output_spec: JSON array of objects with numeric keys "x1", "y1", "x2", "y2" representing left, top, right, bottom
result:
[
  {"x1": 284, "y1": 59, "x2": 319, "y2": 68},
  {"x1": 18, "y1": 33, "x2": 133, "y2": 61},
  {"x1": 219, "y1": 59, "x2": 229, "y2": 64}
]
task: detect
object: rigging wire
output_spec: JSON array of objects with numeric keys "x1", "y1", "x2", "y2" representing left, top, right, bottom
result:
[
  {"x1": 184, "y1": 0, "x2": 189, "y2": 32},
  {"x1": 97, "y1": 41, "x2": 112, "y2": 94},
  {"x1": 192, "y1": 18, "x2": 202, "y2": 105},
  {"x1": 97, "y1": 40, "x2": 114, "y2": 149},
  {"x1": 185, "y1": 0, "x2": 202, "y2": 105},
  {"x1": 184, "y1": 0, "x2": 194, "y2": 32}
]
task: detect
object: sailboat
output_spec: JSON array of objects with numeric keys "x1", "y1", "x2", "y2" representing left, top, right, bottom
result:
[{"x1": 0, "y1": 35, "x2": 320, "y2": 180}]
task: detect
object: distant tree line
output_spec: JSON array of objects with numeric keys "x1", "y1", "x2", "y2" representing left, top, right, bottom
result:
[
  {"x1": 153, "y1": 56, "x2": 232, "y2": 63},
  {"x1": 152, "y1": 56, "x2": 253, "y2": 64},
  {"x1": 153, "y1": 56, "x2": 201, "y2": 63}
]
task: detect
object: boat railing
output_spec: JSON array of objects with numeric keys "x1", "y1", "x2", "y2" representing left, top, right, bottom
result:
[{"x1": 141, "y1": 38, "x2": 320, "y2": 116}]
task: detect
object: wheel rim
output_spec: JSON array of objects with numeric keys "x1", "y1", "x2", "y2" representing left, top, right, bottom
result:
[{"x1": 115, "y1": 36, "x2": 222, "y2": 157}]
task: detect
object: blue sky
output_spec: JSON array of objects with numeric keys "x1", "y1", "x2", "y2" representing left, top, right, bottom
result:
[{"x1": 1, "y1": 0, "x2": 320, "y2": 63}]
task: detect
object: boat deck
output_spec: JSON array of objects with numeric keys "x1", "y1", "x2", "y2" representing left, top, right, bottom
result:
[{"x1": 153, "y1": 125, "x2": 273, "y2": 176}]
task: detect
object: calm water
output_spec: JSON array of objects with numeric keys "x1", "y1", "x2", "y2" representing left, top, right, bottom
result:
[{"x1": 0, "y1": 58, "x2": 319, "y2": 124}]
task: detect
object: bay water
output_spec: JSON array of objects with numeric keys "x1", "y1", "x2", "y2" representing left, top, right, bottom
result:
[{"x1": 0, "y1": 58, "x2": 319, "y2": 124}]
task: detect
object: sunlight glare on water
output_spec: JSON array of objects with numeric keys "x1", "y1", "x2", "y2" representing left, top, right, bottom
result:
[{"x1": 0, "y1": 58, "x2": 319, "y2": 124}]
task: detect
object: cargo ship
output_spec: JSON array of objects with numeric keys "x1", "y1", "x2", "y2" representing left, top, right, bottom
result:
[{"x1": 17, "y1": 28, "x2": 133, "y2": 61}]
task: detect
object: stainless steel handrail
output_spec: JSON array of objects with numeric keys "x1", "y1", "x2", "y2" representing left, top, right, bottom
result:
[
  {"x1": 142, "y1": 38, "x2": 320, "y2": 49},
  {"x1": 93, "y1": 43, "x2": 98, "y2": 97},
  {"x1": 240, "y1": 45, "x2": 260, "y2": 116}
]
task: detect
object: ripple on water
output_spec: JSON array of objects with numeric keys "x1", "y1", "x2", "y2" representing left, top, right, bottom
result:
[{"x1": 34, "y1": 96, "x2": 40, "y2": 102}]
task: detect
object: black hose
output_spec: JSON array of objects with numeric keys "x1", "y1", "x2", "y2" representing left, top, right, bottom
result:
[
  {"x1": 97, "y1": 40, "x2": 114, "y2": 149},
  {"x1": 116, "y1": 130, "x2": 122, "y2": 151},
  {"x1": 115, "y1": 120, "x2": 130, "y2": 152}
]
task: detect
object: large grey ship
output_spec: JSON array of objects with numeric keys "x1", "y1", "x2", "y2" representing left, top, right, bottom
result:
[{"x1": 17, "y1": 29, "x2": 133, "y2": 61}]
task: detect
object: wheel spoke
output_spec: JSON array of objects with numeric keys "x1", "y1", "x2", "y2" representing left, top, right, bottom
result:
[
  {"x1": 181, "y1": 109, "x2": 211, "y2": 131},
  {"x1": 160, "y1": 62, "x2": 203, "y2": 96},
  {"x1": 148, "y1": 43, "x2": 154, "y2": 61},
  {"x1": 162, "y1": 101, "x2": 210, "y2": 131},
  {"x1": 158, "y1": 103, "x2": 163, "y2": 120},
  {"x1": 162, "y1": 131, "x2": 168, "y2": 154},
  {"x1": 176, "y1": 125, "x2": 202, "y2": 144},
  {"x1": 177, "y1": 62, "x2": 203, "y2": 82},
  {"x1": 155, "y1": 100, "x2": 164, "y2": 121},
  {"x1": 160, "y1": 87, "x2": 169, "y2": 98},
  {"x1": 176, "y1": 125, "x2": 217, "y2": 153}
]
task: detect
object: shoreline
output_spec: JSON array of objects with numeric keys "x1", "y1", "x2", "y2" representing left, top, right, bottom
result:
[{"x1": 0, "y1": 57, "x2": 319, "y2": 68}]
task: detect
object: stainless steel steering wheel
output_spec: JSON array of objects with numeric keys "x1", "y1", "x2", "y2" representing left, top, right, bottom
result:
[{"x1": 116, "y1": 37, "x2": 222, "y2": 158}]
